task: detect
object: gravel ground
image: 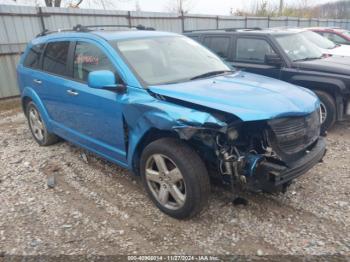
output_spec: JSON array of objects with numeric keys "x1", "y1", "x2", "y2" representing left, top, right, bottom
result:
[{"x1": 0, "y1": 103, "x2": 349, "y2": 256}]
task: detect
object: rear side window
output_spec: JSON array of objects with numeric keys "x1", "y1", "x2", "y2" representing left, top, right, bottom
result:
[
  {"x1": 73, "y1": 41, "x2": 116, "y2": 82},
  {"x1": 202, "y1": 36, "x2": 231, "y2": 59},
  {"x1": 42, "y1": 41, "x2": 70, "y2": 76},
  {"x1": 235, "y1": 38, "x2": 275, "y2": 63},
  {"x1": 23, "y1": 44, "x2": 44, "y2": 69}
]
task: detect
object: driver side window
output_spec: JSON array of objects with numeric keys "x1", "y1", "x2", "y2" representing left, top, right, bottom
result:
[
  {"x1": 235, "y1": 38, "x2": 276, "y2": 63},
  {"x1": 73, "y1": 42, "x2": 117, "y2": 82}
]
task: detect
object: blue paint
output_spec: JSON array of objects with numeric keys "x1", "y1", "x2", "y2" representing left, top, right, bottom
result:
[
  {"x1": 244, "y1": 154, "x2": 264, "y2": 177},
  {"x1": 17, "y1": 30, "x2": 320, "y2": 175},
  {"x1": 87, "y1": 70, "x2": 117, "y2": 89},
  {"x1": 149, "y1": 71, "x2": 320, "y2": 122}
]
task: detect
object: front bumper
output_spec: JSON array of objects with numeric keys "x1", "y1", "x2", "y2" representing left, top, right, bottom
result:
[{"x1": 248, "y1": 137, "x2": 326, "y2": 192}]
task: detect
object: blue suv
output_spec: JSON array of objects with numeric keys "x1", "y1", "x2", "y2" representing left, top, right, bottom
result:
[{"x1": 17, "y1": 25, "x2": 326, "y2": 219}]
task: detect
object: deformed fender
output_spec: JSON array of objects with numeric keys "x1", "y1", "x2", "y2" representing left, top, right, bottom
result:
[
  {"x1": 21, "y1": 86, "x2": 53, "y2": 131},
  {"x1": 122, "y1": 96, "x2": 227, "y2": 169}
]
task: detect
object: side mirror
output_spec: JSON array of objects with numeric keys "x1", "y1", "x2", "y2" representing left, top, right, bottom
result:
[
  {"x1": 265, "y1": 54, "x2": 282, "y2": 67},
  {"x1": 88, "y1": 70, "x2": 126, "y2": 92}
]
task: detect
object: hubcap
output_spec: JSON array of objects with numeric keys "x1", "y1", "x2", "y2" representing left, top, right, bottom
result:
[
  {"x1": 320, "y1": 102, "x2": 327, "y2": 124},
  {"x1": 29, "y1": 107, "x2": 45, "y2": 141},
  {"x1": 145, "y1": 154, "x2": 186, "y2": 210}
]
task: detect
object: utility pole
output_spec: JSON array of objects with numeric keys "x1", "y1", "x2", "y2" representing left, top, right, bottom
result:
[
  {"x1": 279, "y1": 0, "x2": 284, "y2": 16},
  {"x1": 179, "y1": 0, "x2": 183, "y2": 14}
]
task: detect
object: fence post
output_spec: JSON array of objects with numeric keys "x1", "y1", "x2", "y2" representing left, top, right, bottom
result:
[
  {"x1": 245, "y1": 16, "x2": 248, "y2": 28},
  {"x1": 267, "y1": 16, "x2": 270, "y2": 28},
  {"x1": 286, "y1": 16, "x2": 288, "y2": 27},
  {"x1": 297, "y1": 17, "x2": 300, "y2": 27},
  {"x1": 181, "y1": 11, "x2": 185, "y2": 33},
  {"x1": 216, "y1": 15, "x2": 219, "y2": 29},
  {"x1": 127, "y1": 11, "x2": 132, "y2": 28},
  {"x1": 37, "y1": 7, "x2": 46, "y2": 32}
]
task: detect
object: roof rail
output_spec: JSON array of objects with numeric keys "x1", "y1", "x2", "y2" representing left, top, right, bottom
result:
[
  {"x1": 184, "y1": 27, "x2": 262, "y2": 33},
  {"x1": 36, "y1": 28, "x2": 73, "y2": 37},
  {"x1": 73, "y1": 24, "x2": 156, "y2": 32},
  {"x1": 225, "y1": 27, "x2": 262, "y2": 31},
  {"x1": 36, "y1": 24, "x2": 155, "y2": 37}
]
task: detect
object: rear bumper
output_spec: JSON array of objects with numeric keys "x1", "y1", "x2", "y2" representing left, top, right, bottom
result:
[{"x1": 248, "y1": 137, "x2": 326, "y2": 192}]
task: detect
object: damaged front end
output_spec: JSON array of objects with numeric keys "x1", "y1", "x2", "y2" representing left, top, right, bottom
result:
[{"x1": 174, "y1": 109, "x2": 326, "y2": 193}]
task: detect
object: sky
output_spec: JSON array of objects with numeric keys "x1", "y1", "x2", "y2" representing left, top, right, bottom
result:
[{"x1": 0, "y1": 0, "x2": 341, "y2": 15}]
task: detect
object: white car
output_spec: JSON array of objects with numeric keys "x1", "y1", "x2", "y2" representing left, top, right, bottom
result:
[{"x1": 302, "y1": 30, "x2": 350, "y2": 57}]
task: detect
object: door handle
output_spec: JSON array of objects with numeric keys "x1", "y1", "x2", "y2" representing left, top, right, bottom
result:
[
  {"x1": 67, "y1": 89, "x2": 79, "y2": 96},
  {"x1": 33, "y1": 79, "x2": 42, "y2": 84}
]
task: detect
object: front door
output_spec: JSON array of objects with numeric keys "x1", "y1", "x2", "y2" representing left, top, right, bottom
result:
[
  {"x1": 58, "y1": 41, "x2": 127, "y2": 164},
  {"x1": 232, "y1": 37, "x2": 282, "y2": 79}
]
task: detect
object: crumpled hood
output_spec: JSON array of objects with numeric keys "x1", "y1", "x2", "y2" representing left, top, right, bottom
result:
[{"x1": 149, "y1": 71, "x2": 319, "y2": 122}]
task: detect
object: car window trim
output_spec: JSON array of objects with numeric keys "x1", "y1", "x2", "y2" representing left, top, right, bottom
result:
[
  {"x1": 41, "y1": 40, "x2": 71, "y2": 77},
  {"x1": 22, "y1": 44, "x2": 45, "y2": 70},
  {"x1": 202, "y1": 34, "x2": 233, "y2": 61},
  {"x1": 70, "y1": 40, "x2": 123, "y2": 85},
  {"x1": 233, "y1": 35, "x2": 281, "y2": 65}
]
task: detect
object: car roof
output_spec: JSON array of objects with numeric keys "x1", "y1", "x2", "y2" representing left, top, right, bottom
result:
[
  {"x1": 32, "y1": 29, "x2": 179, "y2": 45},
  {"x1": 307, "y1": 27, "x2": 344, "y2": 32},
  {"x1": 93, "y1": 30, "x2": 178, "y2": 40},
  {"x1": 185, "y1": 27, "x2": 306, "y2": 36}
]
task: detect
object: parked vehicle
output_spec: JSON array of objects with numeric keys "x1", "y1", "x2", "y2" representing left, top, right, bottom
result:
[
  {"x1": 301, "y1": 29, "x2": 350, "y2": 57},
  {"x1": 309, "y1": 27, "x2": 350, "y2": 45},
  {"x1": 186, "y1": 28, "x2": 350, "y2": 132},
  {"x1": 17, "y1": 25, "x2": 326, "y2": 219}
]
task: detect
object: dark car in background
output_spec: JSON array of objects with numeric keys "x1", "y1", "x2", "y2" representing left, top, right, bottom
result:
[{"x1": 186, "y1": 28, "x2": 350, "y2": 132}]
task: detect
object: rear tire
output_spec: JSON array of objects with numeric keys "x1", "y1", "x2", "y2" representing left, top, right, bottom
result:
[
  {"x1": 26, "y1": 101, "x2": 59, "y2": 146},
  {"x1": 140, "y1": 138, "x2": 210, "y2": 219},
  {"x1": 314, "y1": 90, "x2": 336, "y2": 133}
]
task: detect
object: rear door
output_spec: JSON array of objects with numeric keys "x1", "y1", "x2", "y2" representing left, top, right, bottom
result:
[
  {"x1": 231, "y1": 36, "x2": 282, "y2": 79},
  {"x1": 39, "y1": 41, "x2": 73, "y2": 126},
  {"x1": 201, "y1": 35, "x2": 233, "y2": 64},
  {"x1": 18, "y1": 43, "x2": 46, "y2": 96}
]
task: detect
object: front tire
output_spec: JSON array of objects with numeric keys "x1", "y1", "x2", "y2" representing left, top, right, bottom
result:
[
  {"x1": 140, "y1": 138, "x2": 210, "y2": 219},
  {"x1": 314, "y1": 90, "x2": 336, "y2": 133},
  {"x1": 26, "y1": 101, "x2": 59, "y2": 146}
]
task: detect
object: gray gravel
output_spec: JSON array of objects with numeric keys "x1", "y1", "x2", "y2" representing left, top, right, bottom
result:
[{"x1": 0, "y1": 107, "x2": 349, "y2": 255}]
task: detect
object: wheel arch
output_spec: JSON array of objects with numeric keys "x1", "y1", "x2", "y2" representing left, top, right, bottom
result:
[
  {"x1": 290, "y1": 75, "x2": 346, "y2": 120},
  {"x1": 22, "y1": 96, "x2": 32, "y2": 116},
  {"x1": 130, "y1": 128, "x2": 180, "y2": 176},
  {"x1": 21, "y1": 87, "x2": 53, "y2": 130}
]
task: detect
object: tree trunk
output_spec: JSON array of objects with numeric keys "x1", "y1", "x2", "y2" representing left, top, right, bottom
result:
[
  {"x1": 44, "y1": 0, "x2": 53, "y2": 6},
  {"x1": 54, "y1": 0, "x2": 62, "y2": 7}
]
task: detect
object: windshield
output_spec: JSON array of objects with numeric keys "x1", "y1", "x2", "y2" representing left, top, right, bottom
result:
[
  {"x1": 111, "y1": 36, "x2": 230, "y2": 85},
  {"x1": 301, "y1": 31, "x2": 336, "y2": 49},
  {"x1": 275, "y1": 33, "x2": 323, "y2": 62}
]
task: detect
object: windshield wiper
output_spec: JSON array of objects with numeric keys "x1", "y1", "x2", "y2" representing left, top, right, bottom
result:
[
  {"x1": 190, "y1": 70, "x2": 233, "y2": 80},
  {"x1": 293, "y1": 56, "x2": 322, "y2": 62}
]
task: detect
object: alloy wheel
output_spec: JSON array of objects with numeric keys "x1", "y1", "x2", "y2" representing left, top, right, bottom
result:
[
  {"x1": 145, "y1": 154, "x2": 186, "y2": 210},
  {"x1": 320, "y1": 102, "x2": 327, "y2": 124},
  {"x1": 29, "y1": 107, "x2": 45, "y2": 141}
]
